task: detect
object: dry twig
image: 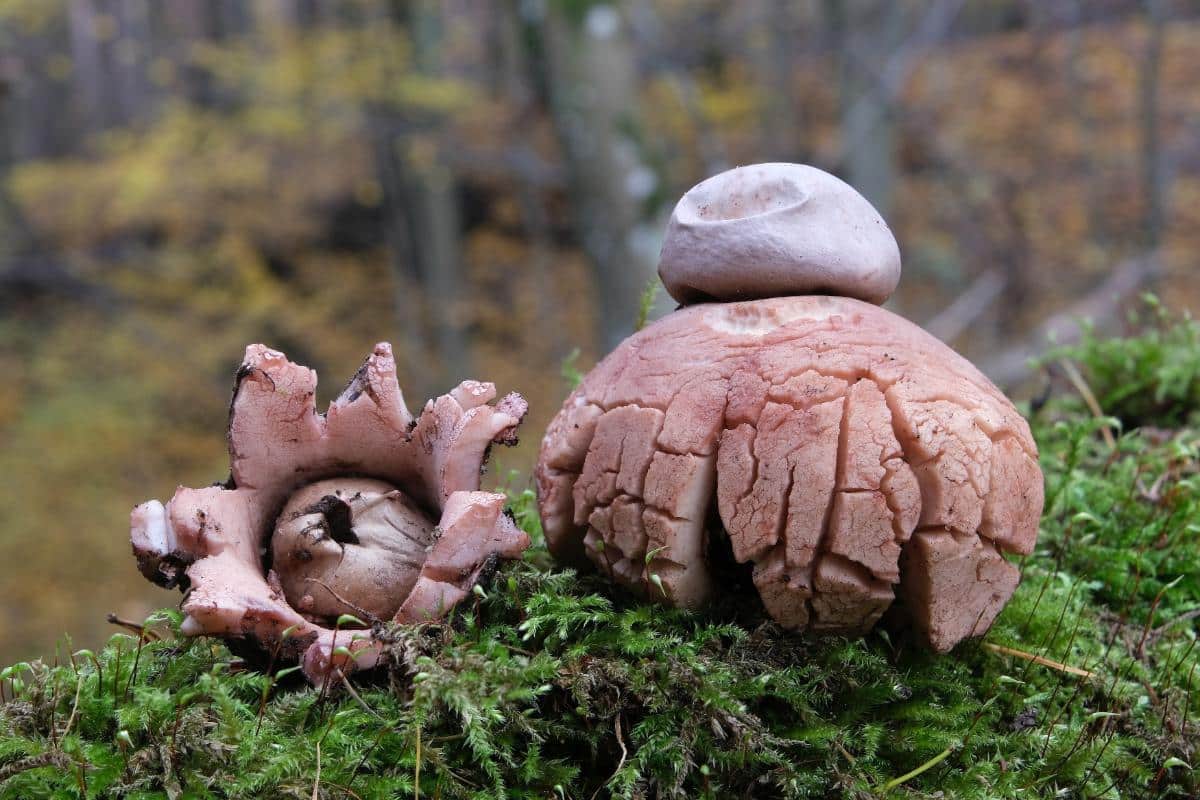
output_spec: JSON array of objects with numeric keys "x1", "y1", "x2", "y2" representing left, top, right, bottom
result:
[{"x1": 983, "y1": 642, "x2": 1096, "y2": 679}]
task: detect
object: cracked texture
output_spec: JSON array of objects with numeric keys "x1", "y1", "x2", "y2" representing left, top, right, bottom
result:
[{"x1": 536, "y1": 296, "x2": 1044, "y2": 652}]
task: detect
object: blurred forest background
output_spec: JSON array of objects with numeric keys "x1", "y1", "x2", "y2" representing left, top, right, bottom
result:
[{"x1": 0, "y1": 0, "x2": 1197, "y2": 666}]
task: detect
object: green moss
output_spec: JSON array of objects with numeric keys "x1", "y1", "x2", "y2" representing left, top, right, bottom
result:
[
  {"x1": 1047, "y1": 295, "x2": 1200, "y2": 428},
  {"x1": 2, "y1": 321, "x2": 1198, "y2": 799}
]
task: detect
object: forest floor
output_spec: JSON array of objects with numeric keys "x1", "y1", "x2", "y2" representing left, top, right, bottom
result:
[{"x1": 1, "y1": 301, "x2": 1197, "y2": 799}]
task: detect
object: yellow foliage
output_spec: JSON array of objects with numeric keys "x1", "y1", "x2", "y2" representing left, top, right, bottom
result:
[
  {"x1": 697, "y1": 62, "x2": 763, "y2": 130},
  {"x1": 3, "y1": 7, "x2": 1200, "y2": 666},
  {"x1": 0, "y1": 0, "x2": 62, "y2": 32}
]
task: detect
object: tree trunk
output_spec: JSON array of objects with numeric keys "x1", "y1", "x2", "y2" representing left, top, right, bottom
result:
[
  {"x1": 367, "y1": 0, "x2": 470, "y2": 398},
  {"x1": 528, "y1": 4, "x2": 657, "y2": 352},
  {"x1": 67, "y1": 0, "x2": 116, "y2": 133},
  {"x1": 755, "y1": 0, "x2": 800, "y2": 161},
  {"x1": 401, "y1": 158, "x2": 470, "y2": 391},
  {"x1": 403, "y1": 0, "x2": 471, "y2": 389},
  {"x1": 825, "y1": 0, "x2": 905, "y2": 217},
  {"x1": 369, "y1": 111, "x2": 432, "y2": 401},
  {"x1": 112, "y1": 0, "x2": 154, "y2": 124},
  {"x1": 1138, "y1": 0, "x2": 1167, "y2": 262},
  {"x1": 497, "y1": 2, "x2": 557, "y2": 359},
  {"x1": 1065, "y1": 0, "x2": 1108, "y2": 253},
  {"x1": 0, "y1": 71, "x2": 25, "y2": 264}
]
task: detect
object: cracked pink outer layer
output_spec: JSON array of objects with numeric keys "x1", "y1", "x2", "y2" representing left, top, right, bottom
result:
[
  {"x1": 536, "y1": 296, "x2": 1044, "y2": 651},
  {"x1": 130, "y1": 343, "x2": 529, "y2": 683}
]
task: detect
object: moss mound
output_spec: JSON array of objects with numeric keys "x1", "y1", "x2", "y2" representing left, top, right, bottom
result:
[{"x1": 2, "y1": 312, "x2": 1198, "y2": 799}]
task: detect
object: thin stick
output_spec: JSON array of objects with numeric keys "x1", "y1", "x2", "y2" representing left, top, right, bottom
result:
[
  {"x1": 341, "y1": 673, "x2": 386, "y2": 721},
  {"x1": 311, "y1": 717, "x2": 336, "y2": 800},
  {"x1": 124, "y1": 631, "x2": 147, "y2": 703},
  {"x1": 82, "y1": 651, "x2": 103, "y2": 700},
  {"x1": 1078, "y1": 713, "x2": 1121, "y2": 791},
  {"x1": 614, "y1": 713, "x2": 628, "y2": 774},
  {"x1": 878, "y1": 746, "x2": 954, "y2": 794},
  {"x1": 0, "y1": 752, "x2": 71, "y2": 782},
  {"x1": 982, "y1": 255, "x2": 1160, "y2": 384},
  {"x1": 1059, "y1": 359, "x2": 1115, "y2": 448},
  {"x1": 256, "y1": 640, "x2": 283, "y2": 737},
  {"x1": 591, "y1": 714, "x2": 629, "y2": 800},
  {"x1": 106, "y1": 613, "x2": 162, "y2": 641},
  {"x1": 311, "y1": 738, "x2": 322, "y2": 800},
  {"x1": 60, "y1": 672, "x2": 84, "y2": 741},
  {"x1": 1035, "y1": 603, "x2": 1092, "y2": 731},
  {"x1": 415, "y1": 725, "x2": 422, "y2": 800},
  {"x1": 1041, "y1": 648, "x2": 1104, "y2": 760},
  {"x1": 1019, "y1": 578, "x2": 1081, "y2": 685},
  {"x1": 924, "y1": 268, "x2": 1006, "y2": 343},
  {"x1": 1182, "y1": 657, "x2": 1197, "y2": 743},
  {"x1": 316, "y1": 622, "x2": 343, "y2": 715},
  {"x1": 47, "y1": 675, "x2": 59, "y2": 746},
  {"x1": 304, "y1": 578, "x2": 378, "y2": 624},
  {"x1": 1040, "y1": 615, "x2": 1108, "y2": 759},
  {"x1": 1135, "y1": 580, "x2": 1174, "y2": 659},
  {"x1": 321, "y1": 781, "x2": 363, "y2": 800},
  {"x1": 112, "y1": 640, "x2": 123, "y2": 705},
  {"x1": 348, "y1": 725, "x2": 391, "y2": 790},
  {"x1": 1017, "y1": 567, "x2": 1056, "y2": 640},
  {"x1": 983, "y1": 643, "x2": 1095, "y2": 678}
]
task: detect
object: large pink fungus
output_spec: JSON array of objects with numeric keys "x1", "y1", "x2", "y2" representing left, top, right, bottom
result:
[
  {"x1": 537, "y1": 164, "x2": 1043, "y2": 652},
  {"x1": 131, "y1": 343, "x2": 529, "y2": 683},
  {"x1": 537, "y1": 298, "x2": 1043, "y2": 651}
]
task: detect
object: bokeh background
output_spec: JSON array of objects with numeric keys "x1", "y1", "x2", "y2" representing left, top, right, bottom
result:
[{"x1": 0, "y1": 0, "x2": 1197, "y2": 666}]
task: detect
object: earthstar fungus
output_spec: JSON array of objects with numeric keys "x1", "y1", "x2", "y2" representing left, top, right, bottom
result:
[
  {"x1": 131, "y1": 343, "x2": 529, "y2": 683},
  {"x1": 537, "y1": 163, "x2": 1044, "y2": 652}
]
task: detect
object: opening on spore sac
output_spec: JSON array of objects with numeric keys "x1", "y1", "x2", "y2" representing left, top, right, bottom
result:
[{"x1": 685, "y1": 169, "x2": 808, "y2": 223}]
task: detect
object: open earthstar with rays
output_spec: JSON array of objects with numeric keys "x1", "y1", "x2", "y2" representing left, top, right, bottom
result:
[{"x1": 131, "y1": 343, "x2": 529, "y2": 684}]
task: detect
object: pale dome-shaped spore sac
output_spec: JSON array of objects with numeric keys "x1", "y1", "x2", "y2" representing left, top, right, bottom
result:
[
  {"x1": 658, "y1": 163, "x2": 902, "y2": 306},
  {"x1": 271, "y1": 477, "x2": 437, "y2": 624}
]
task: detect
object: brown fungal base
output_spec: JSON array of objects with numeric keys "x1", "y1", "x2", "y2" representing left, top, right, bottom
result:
[{"x1": 537, "y1": 296, "x2": 1044, "y2": 651}]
